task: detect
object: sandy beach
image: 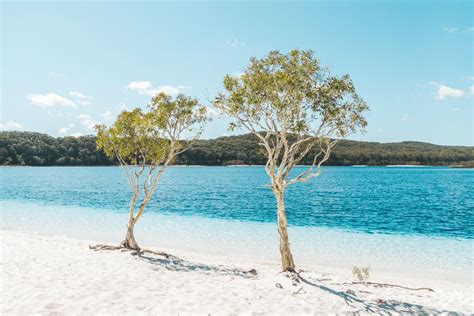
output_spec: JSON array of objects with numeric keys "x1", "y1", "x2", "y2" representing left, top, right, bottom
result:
[{"x1": 1, "y1": 230, "x2": 472, "y2": 315}]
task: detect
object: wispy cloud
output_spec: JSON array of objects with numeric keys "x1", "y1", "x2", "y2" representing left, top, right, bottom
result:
[
  {"x1": 0, "y1": 120, "x2": 23, "y2": 131},
  {"x1": 100, "y1": 110, "x2": 114, "y2": 123},
  {"x1": 78, "y1": 114, "x2": 99, "y2": 130},
  {"x1": 69, "y1": 91, "x2": 92, "y2": 106},
  {"x1": 442, "y1": 26, "x2": 473, "y2": 33},
  {"x1": 206, "y1": 106, "x2": 221, "y2": 119},
  {"x1": 227, "y1": 38, "x2": 245, "y2": 48},
  {"x1": 470, "y1": 85, "x2": 474, "y2": 95},
  {"x1": 26, "y1": 93, "x2": 76, "y2": 108},
  {"x1": 126, "y1": 81, "x2": 185, "y2": 97},
  {"x1": 428, "y1": 82, "x2": 465, "y2": 100},
  {"x1": 443, "y1": 27, "x2": 458, "y2": 33}
]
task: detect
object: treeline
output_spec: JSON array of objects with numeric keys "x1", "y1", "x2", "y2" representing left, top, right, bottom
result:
[{"x1": 1, "y1": 131, "x2": 473, "y2": 166}]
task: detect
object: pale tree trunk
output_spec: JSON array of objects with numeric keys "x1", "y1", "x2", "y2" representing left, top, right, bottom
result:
[
  {"x1": 122, "y1": 220, "x2": 140, "y2": 250},
  {"x1": 122, "y1": 196, "x2": 152, "y2": 250},
  {"x1": 121, "y1": 191, "x2": 141, "y2": 250},
  {"x1": 274, "y1": 183, "x2": 296, "y2": 272}
]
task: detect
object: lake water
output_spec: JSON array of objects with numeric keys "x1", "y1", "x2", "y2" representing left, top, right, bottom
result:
[
  {"x1": 1, "y1": 166, "x2": 473, "y2": 239},
  {"x1": 1, "y1": 166, "x2": 473, "y2": 281}
]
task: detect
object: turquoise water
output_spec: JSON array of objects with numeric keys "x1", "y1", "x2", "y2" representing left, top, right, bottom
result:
[
  {"x1": 1, "y1": 166, "x2": 473, "y2": 280},
  {"x1": 1, "y1": 166, "x2": 473, "y2": 239}
]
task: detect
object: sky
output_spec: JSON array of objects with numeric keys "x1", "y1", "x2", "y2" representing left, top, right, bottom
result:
[{"x1": 1, "y1": 1, "x2": 473, "y2": 145}]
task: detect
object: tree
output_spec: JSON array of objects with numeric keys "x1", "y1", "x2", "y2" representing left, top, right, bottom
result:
[
  {"x1": 214, "y1": 50, "x2": 369, "y2": 272},
  {"x1": 95, "y1": 93, "x2": 208, "y2": 250}
]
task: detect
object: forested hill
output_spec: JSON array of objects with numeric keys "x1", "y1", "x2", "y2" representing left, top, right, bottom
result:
[{"x1": 1, "y1": 131, "x2": 473, "y2": 167}]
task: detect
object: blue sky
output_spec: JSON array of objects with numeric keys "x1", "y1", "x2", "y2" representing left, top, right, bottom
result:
[{"x1": 1, "y1": 1, "x2": 473, "y2": 145}]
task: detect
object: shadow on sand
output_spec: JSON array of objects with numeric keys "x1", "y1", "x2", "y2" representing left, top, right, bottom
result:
[
  {"x1": 138, "y1": 252, "x2": 258, "y2": 279},
  {"x1": 97, "y1": 247, "x2": 461, "y2": 314},
  {"x1": 298, "y1": 275, "x2": 460, "y2": 314}
]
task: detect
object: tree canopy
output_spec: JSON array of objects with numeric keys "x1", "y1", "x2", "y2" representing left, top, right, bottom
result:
[{"x1": 93, "y1": 92, "x2": 208, "y2": 250}]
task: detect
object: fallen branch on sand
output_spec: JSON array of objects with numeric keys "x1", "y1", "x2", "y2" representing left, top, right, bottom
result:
[
  {"x1": 89, "y1": 243, "x2": 181, "y2": 261},
  {"x1": 89, "y1": 244, "x2": 122, "y2": 251},
  {"x1": 346, "y1": 281, "x2": 434, "y2": 292},
  {"x1": 89, "y1": 243, "x2": 258, "y2": 277}
]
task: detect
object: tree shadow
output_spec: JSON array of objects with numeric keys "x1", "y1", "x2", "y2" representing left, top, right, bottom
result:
[
  {"x1": 138, "y1": 253, "x2": 258, "y2": 279},
  {"x1": 298, "y1": 275, "x2": 460, "y2": 314}
]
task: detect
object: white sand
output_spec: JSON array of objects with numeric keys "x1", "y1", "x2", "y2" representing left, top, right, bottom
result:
[{"x1": 1, "y1": 230, "x2": 472, "y2": 314}]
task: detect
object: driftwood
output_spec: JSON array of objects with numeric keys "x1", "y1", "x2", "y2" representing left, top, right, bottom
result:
[
  {"x1": 89, "y1": 244, "x2": 122, "y2": 251},
  {"x1": 89, "y1": 243, "x2": 182, "y2": 261}
]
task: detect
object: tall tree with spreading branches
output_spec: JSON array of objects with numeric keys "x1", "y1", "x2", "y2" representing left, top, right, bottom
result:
[
  {"x1": 95, "y1": 93, "x2": 208, "y2": 250},
  {"x1": 214, "y1": 50, "x2": 369, "y2": 272}
]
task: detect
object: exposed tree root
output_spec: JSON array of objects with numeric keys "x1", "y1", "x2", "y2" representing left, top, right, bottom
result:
[
  {"x1": 89, "y1": 243, "x2": 182, "y2": 261},
  {"x1": 346, "y1": 281, "x2": 434, "y2": 292},
  {"x1": 89, "y1": 244, "x2": 123, "y2": 251}
]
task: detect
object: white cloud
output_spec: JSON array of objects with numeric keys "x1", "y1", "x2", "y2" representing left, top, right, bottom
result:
[
  {"x1": 101, "y1": 110, "x2": 114, "y2": 122},
  {"x1": 227, "y1": 38, "x2": 245, "y2": 48},
  {"x1": 470, "y1": 85, "x2": 474, "y2": 95},
  {"x1": 69, "y1": 91, "x2": 92, "y2": 106},
  {"x1": 443, "y1": 26, "x2": 473, "y2": 33},
  {"x1": 58, "y1": 127, "x2": 70, "y2": 134},
  {"x1": 0, "y1": 120, "x2": 23, "y2": 131},
  {"x1": 78, "y1": 114, "x2": 99, "y2": 130},
  {"x1": 206, "y1": 107, "x2": 220, "y2": 119},
  {"x1": 443, "y1": 27, "x2": 458, "y2": 33},
  {"x1": 126, "y1": 81, "x2": 152, "y2": 91},
  {"x1": 428, "y1": 82, "x2": 465, "y2": 100},
  {"x1": 126, "y1": 81, "x2": 185, "y2": 97},
  {"x1": 70, "y1": 133, "x2": 82, "y2": 138},
  {"x1": 69, "y1": 91, "x2": 91, "y2": 99},
  {"x1": 26, "y1": 93, "x2": 76, "y2": 108}
]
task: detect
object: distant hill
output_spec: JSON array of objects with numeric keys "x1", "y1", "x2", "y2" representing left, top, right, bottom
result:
[{"x1": 1, "y1": 131, "x2": 473, "y2": 167}]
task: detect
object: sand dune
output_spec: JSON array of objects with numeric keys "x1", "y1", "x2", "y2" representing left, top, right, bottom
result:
[{"x1": 1, "y1": 230, "x2": 472, "y2": 314}]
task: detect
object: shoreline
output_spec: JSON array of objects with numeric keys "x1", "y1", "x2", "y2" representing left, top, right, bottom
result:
[
  {"x1": 2, "y1": 200, "x2": 472, "y2": 287},
  {"x1": 2, "y1": 164, "x2": 473, "y2": 168},
  {"x1": 1, "y1": 230, "x2": 472, "y2": 314}
]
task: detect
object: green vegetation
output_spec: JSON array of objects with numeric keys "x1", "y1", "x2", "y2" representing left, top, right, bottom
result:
[
  {"x1": 1, "y1": 131, "x2": 473, "y2": 167},
  {"x1": 213, "y1": 49, "x2": 369, "y2": 272},
  {"x1": 93, "y1": 93, "x2": 208, "y2": 250}
]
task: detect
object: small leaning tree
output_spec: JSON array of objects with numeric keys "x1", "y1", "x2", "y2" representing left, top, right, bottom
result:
[
  {"x1": 95, "y1": 93, "x2": 208, "y2": 250},
  {"x1": 214, "y1": 50, "x2": 369, "y2": 272}
]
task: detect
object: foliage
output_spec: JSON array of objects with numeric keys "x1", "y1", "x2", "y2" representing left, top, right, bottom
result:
[
  {"x1": 213, "y1": 49, "x2": 370, "y2": 271},
  {"x1": 352, "y1": 266, "x2": 370, "y2": 283},
  {"x1": 214, "y1": 49, "x2": 369, "y2": 185},
  {"x1": 94, "y1": 93, "x2": 208, "y2": 249},
  {"x1": 1, "y1": 131, "x2": 473, "y2": 167},
  {"x1": 96, "y1": 93, "x2": 207, "y2": 166},
  {"x1": 0, "y1": 131, "x2": 110, "y2": 166},
  {"x1": 215, "y1": 50, "x2": 368, "y2": 138}
]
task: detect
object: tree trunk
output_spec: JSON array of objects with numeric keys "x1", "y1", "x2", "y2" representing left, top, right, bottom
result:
[
  {"x1": 274, "y1": 186, "x2": 296, "y2": 272},
  {"x1": 122, "y1": 221, "x2": 140, "y2": 250}
]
